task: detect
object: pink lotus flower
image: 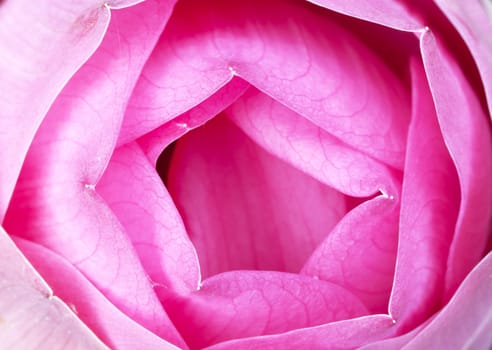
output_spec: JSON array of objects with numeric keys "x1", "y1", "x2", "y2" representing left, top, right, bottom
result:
[{"x1": 0, "y1": 0, "x2": 491, "y2": 349}]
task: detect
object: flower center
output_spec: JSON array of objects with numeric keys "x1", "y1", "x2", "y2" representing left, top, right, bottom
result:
[{"x1": 157, "y1": 114, "x2": 364, "y2": 279}]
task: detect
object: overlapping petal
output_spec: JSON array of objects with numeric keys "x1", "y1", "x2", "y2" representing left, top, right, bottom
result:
[
  {"x1": 419, "y1": 30, "x2": 492, "y2": 298},
  {"x1": 167, "y1": 116, "x2": 347, "y2": 277},
  {"x1": 97, "y1": 142, "x2": 200, "y2": 296},
  {"x1": 388, "y1": 59, "x2": 461, "y2": 331},
  {"x1": 166, "y1": 271, "x2": 369, "y2": 349},
  {"x1": 13, "y1": 236, "x2": 181, "y2": 350},
  {"x1": 0, "y1": 227, "x2": 107, "y2": 349},
  {"x1": 4, "y1": 1, "x2": 186, "y2": 347},
  {"x1": 0, "y1": 0, "x2": 110, "y2": 220},
  {"x1": 120, "y1": 0, "x2": 411, "y2": 170}
]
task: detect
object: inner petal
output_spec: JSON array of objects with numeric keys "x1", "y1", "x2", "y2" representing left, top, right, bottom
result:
[{"x1": 161, "y1": 115, "x2": 349, "y2": 278}]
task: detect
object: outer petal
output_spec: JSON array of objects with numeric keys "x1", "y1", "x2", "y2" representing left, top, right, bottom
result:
[
  {"x1": 420, "y1": 30, "x2": 492, "y2": 297},
  {"x1": 4, "y1": 1, "x2": 186, "y2": 347},
  {"x1": 13, "y1": 237, "x2": 181, "y2": 350},
  {"x1": 433, "y1": 0, "x2": 492, "y2": 117},
  {"x1": 227, "y1": 88, "x2": 401, "y2": 198},
  {"x1": 120, "y1": 0, "x2": 411, "y2": 169},
  {"x1": 138, "y1": 77, "x2": 250, "y2": 163},
  {"x1": 0, "y1": 228, "x2": 107, "y2": 349},
  {"x1": 0, "y1": 0, "x2": 109, "y2": 220},
  {"x1": 204, "y1": 314, "x2": 396, "y2": 350},
  {"x1": 403, "y1": 252, "x2": 492, "y2": 349},
  {"x1": 167, "y1": 116, "x2": 347, "y2": 277},
  {"x1": 302, "y1": 197, "x2": 399, "y2": 314},
  {"x1": 166, "y1": 271, "x2": 368, "y2": 349},
  {"x1": 304, "y1": 0, "x2": 423, "y2": 31},
  {"x1": 97, "y1": 142, "x2": 200, "y2": 296},
  {"x1": 388, "y1": 59, "x2": 460, "y2": 331}
]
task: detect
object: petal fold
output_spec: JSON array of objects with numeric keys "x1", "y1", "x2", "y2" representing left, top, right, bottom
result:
[
  {"x1": 167, "y1": 271, "x2": 368, "y2": 349},
  {"x1": 0, "y1": 228, "x2": 107, "y2": 349},
  {"x1": 0, "y1": 0, "x2": 109, "y2": 219}
]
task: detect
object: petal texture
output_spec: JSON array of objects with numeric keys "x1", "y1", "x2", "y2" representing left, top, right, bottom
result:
[
  {"x1": 433, "y1": 0, "x2": 492, "y2": 117},
  {"x1": 0, "y1": 0, "x2": 109, "y2": 220},
  {"x1": 4, "y1": 1, "x2": 186, "y2": 346},
  {"x1": 388, "y1": 59, "x2": 460, "y2": 331},
  {"x1": 166, "y1": 271, "x2": 368, "y2": 349},
  {"x1": 13, "y1": 237, "x2": 181, "y2": 350},
  {"x1": 205, "y1": 314, "x2": 396, "y2": 350},
  {"x1": 0, "y1": 228, "x2": 107, "y2": 349},
  {"x1": 97, "y1": 142, "x2": 200, "y2": 296},
  {"x1": 121, "y1": 0, "x2": 411, "y2": 169},
  {"x1": 302, "y1": 197, "x2": 399, "y2": 314},
  {"x1": 403, "y1": 252, "x2": 492, "y2": 349},
  {"x1": 167, "y1": 116, "x2": 347, "y2": 277},
  {"x1": 228, "y1": 88, "x2": 401, "y2": 198},
  {"x1": 420, "y1": 29, "x2": 492, "y2": 297}
]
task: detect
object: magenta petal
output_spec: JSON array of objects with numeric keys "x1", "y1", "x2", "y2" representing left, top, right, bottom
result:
[
  {"x1": 389, "y1": 59, "x2": 460, "y2": 330},
  {"x1": 4, "y1": 2, "x2": 186, "y2": 345},
  {"x1": 167, "y1": 271, "x2": 368, "y2": 349},
  {"x1": 137, "y1": 77, "x2": 250, "y2": 161},
  {"x1": 0, "y1": 228, "x2": 107, "y2": 349},
  {"x1": 420, "y1": 30, "x2": 492, "y2": 297},
  {"x1": 0, "y1": 0, "x2": 109, "y2": 219},
  {"x1": 305, "y1": 0, "x2": 423, "y2": 31},
  {"x1": 228, "y1": 88, "x2": 400, "y2": 198},
  {"x1": 403, "y1": 252, "x2": 492, "y2": 349},
  {"x1": 433, "y1": 0, "x2": 492, "y2": 116},
  {"x1": 13, "y1": 237, "x2": 182, "y2": 350},
  {"x1": 97, "y1": 142, "x2": 200, "y2": 295},
  {"x1": 204, "y1": 314, "x2": 396, "y2": 350},
  {"x1": 122, "y1": 0, "x2": 411, "y2": 169},
  {"x1": 302, "y1": 197, "x2": 399, "y2": 314},
  {"x1": 167, "y1": 116, "x2": 347, "y2": 277}
]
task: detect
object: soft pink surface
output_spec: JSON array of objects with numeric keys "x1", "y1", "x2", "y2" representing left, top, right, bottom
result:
[
  {"x1": 433, "y1": 0, "x2": 492, "y2": 116},
  {"x1": 403, "y1": 252, "x2": 492, "y2": 349},
  {"x1": 138, "y1": 77, "x2": 250, "y2": 163},
  {"x1": 4, "y1": 1, "x2": 186, "y2": 347},
  {"x1": 302, "y1": 197, "x2": 399, "y2": 314},
  {"x1": 97, "y1": 142, "x2": 200, "y2": 296},
  {"x1": 0, "y1": 227, "x2": 107, "y2": 349},
  {"x1": 204, "y1": 314, "x2": 396, "y2": 350},
  {"x1": 305, "y1": 0, "x2": 422, "y2": 31},
  {"x1": 167, "y1": 116, "x2": 347, "y2": 277},
  {"x1": 227, "y1": 88, "x2": 401, "y2": 198},
  {"x1": 120, "y1": 0, "x2": 410, "y2": 171},
  {"x1": 13, "y1": 236, "x2": 181, "y2": 350},
  {"x1": 167, "y1": 271, "x2": 368, "y2": 349},
  {"x1": 420, "y1": 30, "x2": 492, "y2": 299},
  {"x1": 0, "y1": 0, "x2": 109, "y2": 220},
  {"x1": 388, "y1": 60, "x2": 460, "y2": 331}
]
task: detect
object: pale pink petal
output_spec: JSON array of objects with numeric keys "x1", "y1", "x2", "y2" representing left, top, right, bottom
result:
[
  {"x1": 166, "y1": 271, "x2": 368, "y2": 349},
  {"x1": 433, "y1": 0, "x2": 492, "y2": 117},
  {"x1": 0, "y1": 228, "x2": 107, "y2": 349},
  {"x1": 420, "y1": 30, "x2": 492, "y2": 298},
  {"x1": 121, "y1": 0, "x2": 411, "y2": 169},
  {"x1": 403, "y1": 252, "x2": 492, "y2": 349},
  {"x1": 388, "y1": 59, "x2": 460, "y2": 330},
  {"x1": 0, "y1": 0, "x2": 109, "y2": 220},
  {"x1": 304, "y1": 0, "x2": 422, "y2": 31},
  {"x1": 13, "y1": 236, "x2": 181, "y2": 350},
  {"x1": 137, "y1": 77, "x2": 250, "y2": 162},
  {"x1": 167, "y1": 116, "x2": 347, "y2": 278},
  {"x1": 204, "y1": 314, "x2": 396, "y2": 350},
  {"x1": 302, "y1": 197, "x2": 399, "y2": 314},
  {"x1": 4, "y1": 2, "x2": 186, "y2": 346},
  {"x1": 97, "y1": 142, "x2": 200, "y2": 296},
  {"x1": 227, "y1": 88, "x2": 401, "y2": 198},
  {"x1": 358, "y1": 320, "x2": 429, "y2": 350}
]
